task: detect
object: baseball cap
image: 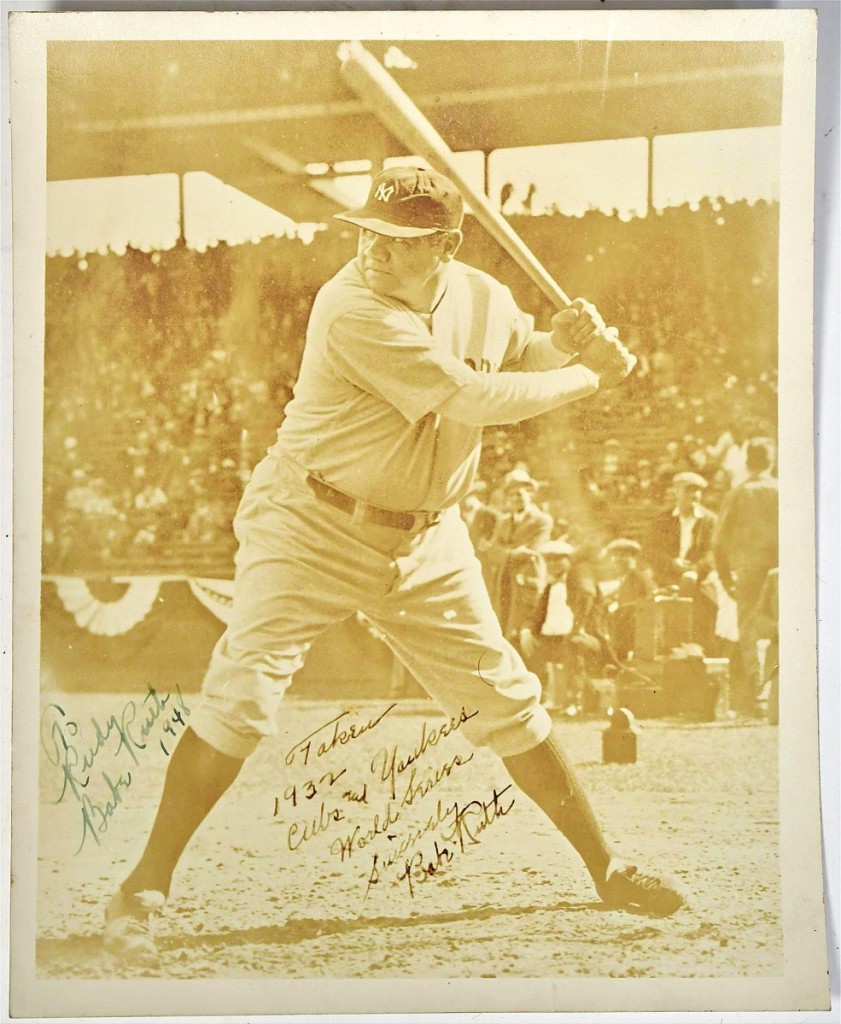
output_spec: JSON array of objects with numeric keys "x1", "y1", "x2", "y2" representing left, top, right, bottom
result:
[{"x1": 334, "y1": 166, "x2": 464, "y2": 238}]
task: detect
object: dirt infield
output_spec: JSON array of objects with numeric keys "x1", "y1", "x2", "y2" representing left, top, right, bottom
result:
[{"x1": 36, "y1": 692, "x2": 781, "y2": 980}]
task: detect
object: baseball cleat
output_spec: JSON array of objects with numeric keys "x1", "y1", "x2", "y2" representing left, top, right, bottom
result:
[
  {"x1": 103, "y1": 888, "x2": 165, "y2": 963},
  {"x1": 596, "y1": 858, "x2": 685, "y2": 917}
]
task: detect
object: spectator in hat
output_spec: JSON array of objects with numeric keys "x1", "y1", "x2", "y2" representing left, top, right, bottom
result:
[
  {"x1": 647, "y1": 470, "x2": 718, "y2": 650},
  {"x1": 486, "y1": 468, "x2": 554, "y2": 618},
  {"x1": 494, "y1": 468, "x2": 554, "y2": 550},
  {"x1": 713, "y1": 438, "x2": 779, "y2": 711},
  {"x1": 648, "y1": 471, "x2": 717, "y2": 588}
]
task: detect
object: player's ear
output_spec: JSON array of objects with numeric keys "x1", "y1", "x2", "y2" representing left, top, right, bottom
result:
[{"x1": 438, "y1": 229, "x2": 463, "y2": 261}]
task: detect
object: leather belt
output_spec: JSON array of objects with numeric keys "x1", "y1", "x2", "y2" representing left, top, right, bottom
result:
[{"x1": 305, "y1": 475, "x2": 441, "y2": 532}]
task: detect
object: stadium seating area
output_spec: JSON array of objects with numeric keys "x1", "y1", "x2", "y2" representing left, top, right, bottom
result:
[{"x1": 42, "y1": 198, "x2": 779, "y2": 575}]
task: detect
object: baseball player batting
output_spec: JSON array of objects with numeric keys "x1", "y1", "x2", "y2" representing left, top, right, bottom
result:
[{"x1": 103, "y1": 166, "x2": 684, "y2": 962}]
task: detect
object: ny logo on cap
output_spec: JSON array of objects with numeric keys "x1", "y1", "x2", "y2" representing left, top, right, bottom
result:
[{"x1": 374, "y1": 181, "x2": 396, "y2": 203}]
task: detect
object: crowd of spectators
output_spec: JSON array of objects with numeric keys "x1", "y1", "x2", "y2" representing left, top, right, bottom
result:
[
  {"x1": 42, "y1": 198, "x2": 778, "y2": 577},
  {"x1": 43, "y1": 230, "x2": 353, "y2": 572},
  {"x1": 464, "y1": 435, "x2": 778, "y2": 719}
]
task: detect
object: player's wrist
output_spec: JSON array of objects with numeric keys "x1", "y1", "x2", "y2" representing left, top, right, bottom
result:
[{"x1": 575, "y1": 365, "x2": 601, "y2": 390}]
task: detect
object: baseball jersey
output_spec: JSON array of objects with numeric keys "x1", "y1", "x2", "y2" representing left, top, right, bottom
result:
[{"x1": 271, "y1": 257, "x2": 545, "y2": 513}]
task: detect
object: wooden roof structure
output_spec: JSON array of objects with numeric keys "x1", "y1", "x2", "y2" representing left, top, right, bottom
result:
[{"x1": 48, "y1": 39, "x2": 783, "y2": 222}]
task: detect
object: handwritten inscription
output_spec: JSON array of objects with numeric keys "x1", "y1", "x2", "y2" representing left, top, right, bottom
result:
[
  {"x1": 329, "y1": 751, "x2": 475, "y2": 863},
  {"x1": 284, "y1": 702, "x2": 397, "y2": 767},
  {"x1": 368, "y1": 785, "x2": 516, "y2": 899},
  {"x1": 330, "y1": 800, "x2": 402, "y2": 862},
  {"x1": 370, "y1": 706, "x2": 478, "y2": 801},
  {"x1": 281, "y1": 702, "x2": 516, "y2": 900},
  {"x1": 287, "y1": 801, "x2": 347, "y2": 851},
  {"x1": 40, "y1": 686, "x2": 190, "y2": 852}
]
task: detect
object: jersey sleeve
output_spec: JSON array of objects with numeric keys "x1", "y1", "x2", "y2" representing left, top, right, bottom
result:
[{"x1": 326, "y1": 306, "x2": 475, "y2": 424}]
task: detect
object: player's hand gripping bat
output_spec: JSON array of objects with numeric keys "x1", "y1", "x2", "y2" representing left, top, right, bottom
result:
[{"x1": 338, "y1": 41, "x2": 636, "y2": 387}]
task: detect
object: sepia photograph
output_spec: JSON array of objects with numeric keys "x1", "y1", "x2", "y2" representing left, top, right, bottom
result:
[{"x1": 7, "y1": 8, "x2": 830, "y2": 1018}]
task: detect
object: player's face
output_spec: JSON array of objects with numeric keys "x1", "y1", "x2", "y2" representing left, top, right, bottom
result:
[{"x1": 359, "y1": 229, "x2": 458, "y2": 304}]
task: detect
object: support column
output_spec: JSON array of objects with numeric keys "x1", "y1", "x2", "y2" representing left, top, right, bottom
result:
[{"x1": 178, "y1": 173, "x2": 186, "y2": 244}]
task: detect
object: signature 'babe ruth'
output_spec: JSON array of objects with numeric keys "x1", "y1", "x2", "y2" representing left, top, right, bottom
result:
[{"x1": 104, "y1": 167, "x2": 684, "y2": 960}]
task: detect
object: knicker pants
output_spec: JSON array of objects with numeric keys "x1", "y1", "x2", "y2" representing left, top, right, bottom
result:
[{"x1": 189, "y1": 455, "x2": 552, "y2": 760}]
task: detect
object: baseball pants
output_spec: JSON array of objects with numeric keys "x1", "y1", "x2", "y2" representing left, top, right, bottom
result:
[{"x1": 190, "y1": 454, "x2": 552, "y2": 760}]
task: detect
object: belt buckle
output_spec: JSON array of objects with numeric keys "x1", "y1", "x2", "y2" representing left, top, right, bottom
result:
[{"x1": 414, "y1": 510, "x2": 439, "y2": 531}]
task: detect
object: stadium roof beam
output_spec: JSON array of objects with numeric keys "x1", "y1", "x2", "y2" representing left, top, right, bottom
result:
[
  {"x1": 47, "y1": 39, "x2": 783, "y2": 221},
  {"x1": 240, "y1": 139, "x2": 355, "y2": 208},
  {"x1": 72, "y1": 62, "x2": 782, "y2": 136}
]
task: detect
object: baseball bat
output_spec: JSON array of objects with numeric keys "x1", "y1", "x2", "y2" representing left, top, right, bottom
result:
[{"x1": 339, "y1": 41, "x2": 573, "y2": 309}]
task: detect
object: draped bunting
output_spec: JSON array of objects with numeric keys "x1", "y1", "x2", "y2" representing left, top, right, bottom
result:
[
  {"x1": 186, "y1": 578, "x2": 235, "y2": 626},
  {"x1": 52, "y1": 577, "x2": 163, "y2": 636},
  {"x1": 40, "y1": 577, "x2": 394, "y2": 698},
  {"x1": 46, "y1": 574, "x2": 741, "y2": 645},
  {"x1": 47, "y1": 575, "x2": 235, "y2": 635}
]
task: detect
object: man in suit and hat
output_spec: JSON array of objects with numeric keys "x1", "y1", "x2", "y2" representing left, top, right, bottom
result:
[
  {"x1": 486, "y1": 468, "x2": 553, "y2": 618},
  {"x1": 648, "y1": 472, "x2": 717, "y2": 587},
  {"x1": 647, "y1": 471, "x2": 718, "y2": 650},
  {"x1": 495, "y1": 468, "x2": 554, "y2": 550}
]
